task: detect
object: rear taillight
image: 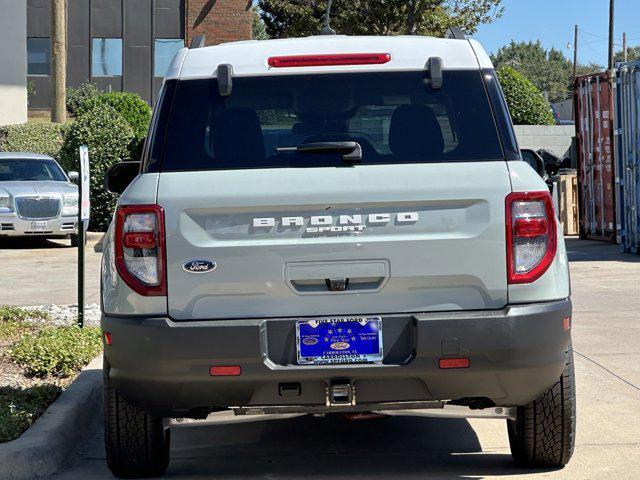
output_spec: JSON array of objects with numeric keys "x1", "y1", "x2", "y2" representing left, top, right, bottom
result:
[
  {"x1": 114, "y1": 204, "x2": 166, "y2": 296},
  {"x1": 506, "y1": 192, "x2": 557, "y2": 284},
  {"x1": 267, "y1": 53, "x2": 391, "y2": 68}
]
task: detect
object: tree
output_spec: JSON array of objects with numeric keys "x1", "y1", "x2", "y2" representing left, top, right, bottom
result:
[
  {"x1": 252, "y1": 6, "x2": 269, "y2": 40},
  {"x1": 258, "y1": 0, "x2": 503, "y2": 39},
  {"x1": 492, "y1": 40, "x2": 603, "y2": 103},
  {"x1": 614, "y1": 45, "x2": 640, "y2": 64},
  {"x1": 496, "y1": 66, "x2": 554, "y2": 126}
]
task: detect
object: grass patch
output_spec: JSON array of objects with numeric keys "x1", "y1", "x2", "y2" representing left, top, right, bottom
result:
[
  {"x1": 10, "y1": 326, "x2": 102, "y2": 378},
  {"x1": 0, "y1": 385, "x2": 63, "y2": 442}
]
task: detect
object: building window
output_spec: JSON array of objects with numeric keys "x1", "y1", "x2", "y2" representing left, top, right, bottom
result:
[
  {"x1": 91, "y1": 38, "x2": 123, "y2": 77},
  {"x1": 154, "y1": 39, "x2": 184, "y2": 77},
  {"x1": 27, "y1": 38, "x2": 51, "y2": 75}
]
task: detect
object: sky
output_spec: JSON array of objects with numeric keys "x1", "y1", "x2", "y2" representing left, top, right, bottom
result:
[{"x1": 473, "y1": 0, "x2": 640, "y2": 66}]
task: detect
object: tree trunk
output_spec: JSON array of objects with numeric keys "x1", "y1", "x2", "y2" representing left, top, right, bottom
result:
[
  {"x1": 51, "y1": 0, "x2": 67, "y2": 123},
  {"x1": 406, "y1": 1, "x2": 416, "y2": 35}
]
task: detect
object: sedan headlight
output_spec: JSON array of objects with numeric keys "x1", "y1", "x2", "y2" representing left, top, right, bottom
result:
[
  {"x1": 0, "y1": 194, "x2": 12, "y2": 211},
  {"x1": 62, "y1": 194, "x2": 79, "y2": 216}
]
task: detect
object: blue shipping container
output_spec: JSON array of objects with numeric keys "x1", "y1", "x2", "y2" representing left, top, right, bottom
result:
[{"x1": 614, "y1": 60, "x2": 640, "y2": 253}]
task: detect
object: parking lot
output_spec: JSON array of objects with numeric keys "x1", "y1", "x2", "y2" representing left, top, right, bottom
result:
[
  {"x1": 2, "y1": 238, "x2": 639, "y2": 479},
  {"x1": 0, "y1": 236, "x2": 102, "y2": 306}
]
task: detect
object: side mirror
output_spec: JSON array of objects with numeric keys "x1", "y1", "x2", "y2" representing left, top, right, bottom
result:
[
  {"x1": 520, "y1": 149, "x2": 547, "y2": 179},
  {"x1": 104, "y1": 161, "x2": 141, "y2": 194},
  {"x1": 68, "y1": 171, "x2": 79, "y2": 182}
]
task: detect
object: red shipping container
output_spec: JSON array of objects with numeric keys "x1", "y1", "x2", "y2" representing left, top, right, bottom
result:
[{"x1": 574, "y1": 72, "x2": 617, "y2": 242}]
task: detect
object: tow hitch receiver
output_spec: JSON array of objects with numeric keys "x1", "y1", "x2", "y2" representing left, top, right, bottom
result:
[{"x1": 329, "y1": 381, "x2": 354, "y2": 406}]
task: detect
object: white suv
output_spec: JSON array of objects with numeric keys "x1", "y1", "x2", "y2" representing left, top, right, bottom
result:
[{"x1": 101, "y1": 34, "x2": 574, "y2": 477}]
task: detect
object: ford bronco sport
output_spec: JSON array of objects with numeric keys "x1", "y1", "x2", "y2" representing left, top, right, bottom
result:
[{"x1": 101, "y1": 34, "x2": 575, "y2": 477}]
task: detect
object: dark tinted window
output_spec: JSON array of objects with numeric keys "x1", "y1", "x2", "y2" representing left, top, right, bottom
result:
[
  {"x1": 160, "y1": 71, "x2": 504, "y2": 172},
  {"x1": 27, "y1": 38, "x2": 51, "y2": 75},
  {"x1": 0, "y1": 160, "x2": 67, "y2": 182}
]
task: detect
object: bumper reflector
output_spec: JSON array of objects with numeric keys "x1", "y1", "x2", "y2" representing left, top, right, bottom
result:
[
  {"x1": 104, "y1": 332, "x2": 112, "y2": 346},
  {"x1": 210, "y1": 365, "x2": 241, "y2": 376},
  {"x1": 563, "y1": 317, "x2": 571, "y2": 331},
  {"x1": 439, "y1": 357, "x2": 470, "y2": 369}
]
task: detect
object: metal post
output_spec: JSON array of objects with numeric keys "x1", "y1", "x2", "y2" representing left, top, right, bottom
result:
[
  {"x1": 77, "y1": 160, "x2": 85, "y2": 329},
  {"x1": 623, "y1": 32, "x2": 627, "y2": 62}
]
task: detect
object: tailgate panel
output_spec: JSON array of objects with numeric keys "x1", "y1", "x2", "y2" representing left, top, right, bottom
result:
[{"x1": 159, "y1": 162, "x2": 511, "y2": 320}]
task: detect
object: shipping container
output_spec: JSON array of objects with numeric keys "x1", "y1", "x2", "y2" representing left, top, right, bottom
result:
[
  {"x1": 614, "y1": 61, "x2": 640, "y2": 253},
  {"x1": 574, "y1": 72, "x2": 617, "y2": 242}
]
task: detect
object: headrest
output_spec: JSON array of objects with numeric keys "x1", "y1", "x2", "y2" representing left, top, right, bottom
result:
[{"x1": 389, "y1": 104, "x2": 445, "y2": 159}]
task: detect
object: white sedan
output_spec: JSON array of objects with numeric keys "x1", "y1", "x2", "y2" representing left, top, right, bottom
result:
[{"x1": 0, "y1": 152, "x2": 80, "y2": 246}]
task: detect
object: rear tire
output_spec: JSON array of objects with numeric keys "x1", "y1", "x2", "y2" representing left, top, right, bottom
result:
[
  {"x1": 70, "y1": 234, "x2": 79, "y2": 247},
  {"x1": 104, "y1": 362, "x2": 170, "y2": 478},
  {"x1": 507, "y1": 348, "x2": 576, "y2": 468}
]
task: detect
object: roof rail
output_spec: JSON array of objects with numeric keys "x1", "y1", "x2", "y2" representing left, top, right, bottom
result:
[
  {"x1": 445, "y1": 27, "x2": 466, "y2": 40},
  {"x1": 190, "y1": 35, "x2": 206, "y2": 49}
]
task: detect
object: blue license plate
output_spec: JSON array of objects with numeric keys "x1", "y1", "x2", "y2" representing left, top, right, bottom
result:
[{"x1": 296, "y1": 317, "x2": 383, "y2": 365}]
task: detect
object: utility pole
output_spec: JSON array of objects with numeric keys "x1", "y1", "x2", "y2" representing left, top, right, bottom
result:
[
  {"x1": 623, "y1": 32, "x2": 628, "y2": 62},
  {"x1": 51, "y1": 0, "x2": 67, "y2": 123},
  {"x1": 573, "y1": 25, "x2": 578, "y2": 81},
  {"x1": 608, "y1": 0, "x2": 615, "y2": 69}
]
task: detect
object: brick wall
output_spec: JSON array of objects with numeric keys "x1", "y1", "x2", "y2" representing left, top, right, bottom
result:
[{"x1": 185, "y1": 0, "x2": 252, "y2": 47}]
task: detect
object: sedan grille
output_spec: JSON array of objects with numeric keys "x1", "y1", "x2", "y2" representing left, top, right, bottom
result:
[{"x1": 15, "y1": 196, "x2": 61, "y2": 220}]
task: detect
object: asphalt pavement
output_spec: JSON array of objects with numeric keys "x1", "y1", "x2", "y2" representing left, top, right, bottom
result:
[
  {"x1": 4, "y1": 238, "x2": 639, "y2": 479},
  {"x1": 0, "y1": 235, "x2": 102, "y2": 306}
]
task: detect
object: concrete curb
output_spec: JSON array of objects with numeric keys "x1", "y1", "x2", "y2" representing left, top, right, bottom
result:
[{"x1": 0, "y1": 356, "x2": 103, "y2": 480}]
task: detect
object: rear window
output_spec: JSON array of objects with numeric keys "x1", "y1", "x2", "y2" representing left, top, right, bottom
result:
[{"x1": 157, "y1": 71, "x2": 504, "y2": 172}]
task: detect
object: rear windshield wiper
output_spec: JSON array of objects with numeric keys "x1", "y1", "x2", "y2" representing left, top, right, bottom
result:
[{"x1": 277, "y1": 141, "x2": 362, "y2": 163}]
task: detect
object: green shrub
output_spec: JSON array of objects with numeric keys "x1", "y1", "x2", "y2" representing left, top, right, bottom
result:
[
  {"x1": 10, "y1": 326, "x2": 102, "y2": 378},
  {"x1": 60, "y1": 104, "x2": 134, "y2": 231},
  {"x1": 66, "y1": 82, "x2": 101, "y2": 116},
  {"x1": 0, "y1": 385, "x2": 62, "y2": 443},
  {"x1": 77, "y1": 92, "x2": 151, "y2": 139},
  {"x1": 0, "y1": 123, "x2": 66, "y2": 161},
  {"x1": 0, "y1": 306, "x2": 49, "y2": 341},
  {"x1": 496, "y1": 66, "x2": 555, "y2": 126},
  {"x1": 77, "y1": 91, "x2": 151, "y2": 160},
  {"x1": 0, "y1": 305, "x2": 49, "y2": 323}
]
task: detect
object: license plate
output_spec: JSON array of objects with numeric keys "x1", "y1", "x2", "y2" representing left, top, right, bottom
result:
[
  {"x1": 30, "y1": 221, "x2": 47, "y2": 231},
  {"x1": 296, "y1": 317, "x2": 383, "y2": 365}
]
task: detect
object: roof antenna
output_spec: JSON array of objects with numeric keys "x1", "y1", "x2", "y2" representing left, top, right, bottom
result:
[{"x1": 320, "y1": 0, "x2": 336, "y2": 35}]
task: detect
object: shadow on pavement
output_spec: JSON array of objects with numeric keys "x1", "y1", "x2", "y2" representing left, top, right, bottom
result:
[
  {"x1": 0, "y1": 237, "x2": 71, "y2": 250},
  {"x1": 156, "y1": 414, "x2": 552, "y2": 479},
  {"x1": 565, "y1": 238, "x2": 640, "y2": 263}
]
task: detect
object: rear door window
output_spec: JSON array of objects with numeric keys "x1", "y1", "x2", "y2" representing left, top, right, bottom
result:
[{"x1": 158, "y1": 71, "x2": 504, "y2": 172}]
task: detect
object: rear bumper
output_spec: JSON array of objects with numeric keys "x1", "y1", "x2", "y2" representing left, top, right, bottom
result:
[{"x1": 102, "y1": 299, "x2": 572, "y2": 417}]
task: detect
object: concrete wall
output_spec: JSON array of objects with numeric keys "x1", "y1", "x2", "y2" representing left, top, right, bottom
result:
[
  {"x1": 514, "y1": 125, "x2": 575, "y2": 157},
  {"x1": 0, "y1": 0, "x2": 27, "y2": 126}
]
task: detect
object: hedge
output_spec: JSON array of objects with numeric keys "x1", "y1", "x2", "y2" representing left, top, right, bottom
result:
[
  {"x1": 496, "y1": 66, "x2": 555, "y2": 126},
  {"x1": 76, "y1": 92, "x2": 151, "y2": 160},
  {"x1": 0, "y1": 123, "x2": 66, "y2": 161},
  {"x1": 66, "y1": 82, "x2": 101, "y2": 117},
  {"x1": 61, "y1": 104, "x2": 134, "y2": 231}
]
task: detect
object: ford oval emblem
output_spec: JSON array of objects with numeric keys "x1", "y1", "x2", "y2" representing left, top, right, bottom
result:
[{"x1": 182, "y1": 259, "x2": 217, "y2": 273}]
